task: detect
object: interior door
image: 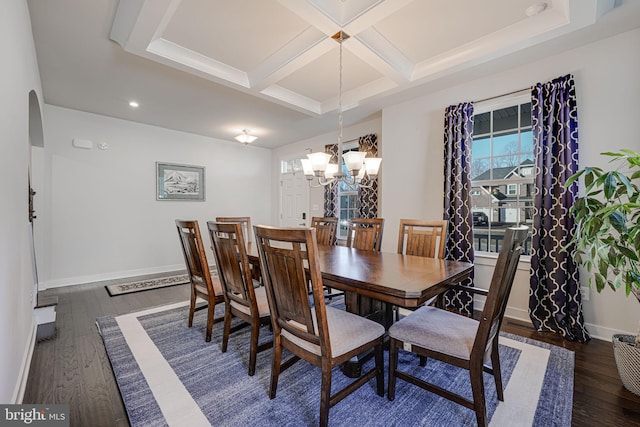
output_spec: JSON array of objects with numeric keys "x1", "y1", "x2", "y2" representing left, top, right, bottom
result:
[{"x1": 280, "y1": 172, "x2": 309, "y2": 227}]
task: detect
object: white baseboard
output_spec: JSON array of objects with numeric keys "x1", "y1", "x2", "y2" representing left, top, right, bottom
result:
[
  {"x1": 12, "y1": 319, "x2": 37, "y2": 404},
  {"x1": 475, "y1": 298, "x2": 635, "y2": 342},
  {"x1": 38, "y1": 264, "x2": 186, "y2": 290}
]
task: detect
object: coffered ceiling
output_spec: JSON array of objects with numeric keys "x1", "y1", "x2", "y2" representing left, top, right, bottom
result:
[{"x1": 28, "y1": 0, "x2": 638, "y2": 148}]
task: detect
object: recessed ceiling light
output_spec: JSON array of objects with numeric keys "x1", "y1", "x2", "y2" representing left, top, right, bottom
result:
[
  {"x1": 129, "y1": 101, "x2": 139, "y2": 108},
  {"x1": 526, "y1": 2, "x2": 548, "y2": 17}
]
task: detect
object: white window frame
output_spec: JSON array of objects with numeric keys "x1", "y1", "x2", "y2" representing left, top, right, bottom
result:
[
  {"x1": 472, "y1": 91, "x2": 533, "y2": 261},
  {"x1": 337, "y1": 141, "x2": 359, "y2": 240}
]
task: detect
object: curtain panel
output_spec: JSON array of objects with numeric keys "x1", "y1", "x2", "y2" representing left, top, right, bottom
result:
[
  {"x1": 443, "y1": 102, "x2": 475, "y2": 315},
  {"x1": 358, "y1": 134, "x2": 379, "y2": 218},
  {"x1": 323, "y1": 143, "x2": 339, "y2": 218},
  {"x1": 529, "y1": 74, "x2": 590, "y2": 342}
]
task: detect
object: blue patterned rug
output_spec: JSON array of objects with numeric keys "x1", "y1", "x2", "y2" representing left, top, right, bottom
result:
[{"x1": 96, "y1": 299, "x2": 574, "y2": 426}]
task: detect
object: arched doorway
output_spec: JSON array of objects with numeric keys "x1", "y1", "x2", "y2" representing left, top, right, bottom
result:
[{"x1": 28, "y1": 90, "x2": 44, "y2": 307}]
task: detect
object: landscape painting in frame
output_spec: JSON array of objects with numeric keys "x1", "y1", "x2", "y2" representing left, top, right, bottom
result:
[{"x1": 156, "y1": 162, "x2": 205, "y2": 201}]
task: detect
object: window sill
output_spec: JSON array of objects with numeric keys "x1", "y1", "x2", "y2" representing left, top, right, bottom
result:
[{"x1": 473, "y1": 252, "x2": 531, "y2": 271}]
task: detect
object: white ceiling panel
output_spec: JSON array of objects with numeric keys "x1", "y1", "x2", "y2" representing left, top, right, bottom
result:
[
  {"x1": 27, "y1": 0, "x2": 638, "y2": 148},
  {"x1": 373, "y1": 0, "x2": 534, "y2": 62},
  {"x1": 163, "y1": 0, "x2": 311, "y2": 71}
]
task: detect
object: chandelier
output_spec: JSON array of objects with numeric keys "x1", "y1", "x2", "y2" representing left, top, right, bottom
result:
[{"x1": 300, "y1": 31, "x2": 381, "y2": 189}]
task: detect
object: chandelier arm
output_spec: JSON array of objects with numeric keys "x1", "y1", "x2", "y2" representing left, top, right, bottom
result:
[{"x1": 306, "y1": 176, "x2": 337, "y2": 188}]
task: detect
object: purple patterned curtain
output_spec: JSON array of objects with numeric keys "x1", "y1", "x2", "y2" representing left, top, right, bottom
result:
[
  {"x1": 529, "y1": 74, "x2": 589, "y2": 342},
  {"x1": 443, "y1": 103, "x2": 475, "y2": 315},
  {"x1": 323, "y1": 144, "x2": 339, "y2": 217},
  {"x1": 358, "y1": 134, "x2": 379, "y2": 218}
]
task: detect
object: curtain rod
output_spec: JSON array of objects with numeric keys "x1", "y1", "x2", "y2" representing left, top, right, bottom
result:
[{"x1": 473, "y1": 87, "x2": 530, "y2": 104}]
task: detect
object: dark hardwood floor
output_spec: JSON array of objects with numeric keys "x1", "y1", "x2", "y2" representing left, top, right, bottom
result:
[{"x1": 24, "y1": 281, "x2": 640, "y2": 426}]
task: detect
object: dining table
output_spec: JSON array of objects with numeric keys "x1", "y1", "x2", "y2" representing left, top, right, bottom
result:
[
  {"x1": 246, "y1": 243, "x2": 473, "y2": 312},
  {"x1": 246, "y1": 242, "x2": 473, "y2": 374}
]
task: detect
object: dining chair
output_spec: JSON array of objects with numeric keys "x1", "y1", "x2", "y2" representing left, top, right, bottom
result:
[
  {"x1": 215, "y1": 216, "x2": 253, "y2": 243},
  {"x1": 207, "y1": 221, "x2": 271, "y2": 376},
  {"x1": 387, "y1": 225, "x2": 529, "y2": 427},
  {"x1": 397, "y1": 219, "x2": 448, "y2": 258},
  {"x1": 310, "y1": 216, "x2": 338, "y2": 246},
  {"x1": 310, "y1": 216, "x2": 341, "y2": 298},
  {"x1": 175, "y1": 219, "x2": 224, "y2": 342},
  {"x1": 215, "y1": 216, "x2": 260, "y2": 280},
  {"x1": 345, "y1": 217, "x2": 385, "y2": 251},
  {"x1": 395, "y1": 219, "x2": 448, "y2": 321},
  {"x1": 254, "y1": 225, "x2": 385, "y2": 427}
]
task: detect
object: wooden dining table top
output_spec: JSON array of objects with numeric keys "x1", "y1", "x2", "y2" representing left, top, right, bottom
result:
[{"x1": 246, "y1": 243, "x2": 473, "y2": 308}]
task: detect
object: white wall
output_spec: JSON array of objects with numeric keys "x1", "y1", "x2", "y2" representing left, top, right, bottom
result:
[
  {"x1": 40, "y1": 106, "x2": 272, "y2": 288},
  {"x1": 0, "y1": 0, "x2": 43, "y2": 403},
  {"x1": 381, "y1": 28, "x2": 640, "y2": 340}
]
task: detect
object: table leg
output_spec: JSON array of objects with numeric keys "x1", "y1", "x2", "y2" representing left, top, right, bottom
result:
[{"x1": 340, "y1": 291, "x2": 393, "y2": 378}]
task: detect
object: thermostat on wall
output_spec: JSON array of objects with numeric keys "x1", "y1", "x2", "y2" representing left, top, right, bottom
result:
[{"x1": 72, "y1": 138, "x2": 93, "y2": 149}]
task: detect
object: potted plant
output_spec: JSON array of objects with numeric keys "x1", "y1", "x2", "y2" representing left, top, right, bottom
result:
[{"x1": 567, "y1": 149, "x2": 640, "y2": 395}]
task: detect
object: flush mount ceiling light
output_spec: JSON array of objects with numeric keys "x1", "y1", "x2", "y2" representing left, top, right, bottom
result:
[
  {"x1": 235, "y1": 129, "x2": 257, "y2": 144},
  {"x1": 300, "y1": 31, "x2": 381, "y2": 189},
  {"x1": 129, "y1": 100, "x2": 139, "y2": 108}
]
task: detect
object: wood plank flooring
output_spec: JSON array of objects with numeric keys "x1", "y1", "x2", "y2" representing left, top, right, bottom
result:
[{"x1": 23, "y1": 281, "x2": 640, "y2": 426}]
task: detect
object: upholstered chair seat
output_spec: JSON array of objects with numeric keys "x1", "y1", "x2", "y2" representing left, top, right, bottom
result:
[{"x1": 281, "y1": 305, "x2": 385, "y2": 357}]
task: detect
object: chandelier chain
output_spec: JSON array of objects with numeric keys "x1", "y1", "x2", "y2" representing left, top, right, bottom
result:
[{"x1": 338, "y1": 36, "x2": 343, "y2": 150}]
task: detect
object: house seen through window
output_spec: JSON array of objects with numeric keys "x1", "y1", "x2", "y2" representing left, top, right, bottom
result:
[{"x1": 471, "y1": 95, "x2": 533, "y2": 255}]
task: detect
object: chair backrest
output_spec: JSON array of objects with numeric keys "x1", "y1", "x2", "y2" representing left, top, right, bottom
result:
[
  {"x1": 472, "y1": 225, "x2": 529, "y2": 360},
  {"x1": 254, "y1": 226, "x2": 330, "y2": 356},
  {"x1": 310, "y1": 217, "x2": 338, "y2": 246},
  {"x1": 175, "y1": 219, "x2": 216, "y2": 296},
  {"x1": 397, "y1": 219, "x2": 448, "y2": 258},
  {"x1": 207, "y1": 221, "x2": 257, "y2": 315},
  {"x1": 346, "y1": 218, "x2": 385, "y2": 251},
  {"x1": 216, "y1": 216, "x2": 252, "y2": 243}
]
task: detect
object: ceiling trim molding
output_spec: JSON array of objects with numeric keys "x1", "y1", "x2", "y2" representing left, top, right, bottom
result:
[{"x1": 109, "y1": 0, "x2": 617, "y2": 118}]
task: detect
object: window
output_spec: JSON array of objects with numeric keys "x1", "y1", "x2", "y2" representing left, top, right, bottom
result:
[
  {"x1": 471, "y1": 94, "x2": 533, "y2": 255},
  {"x1": 281, "y1": 158, "x2": 303, "y2": 174},
  {"x1": 337, "y1": 142, "x2": 359, "y2": 239}
]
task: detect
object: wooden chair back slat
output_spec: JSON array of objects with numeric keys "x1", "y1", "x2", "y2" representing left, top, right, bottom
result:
[
  {"x1": 397, "y1": 219, "x2": 448, "y2": 259},
  {"x1": 310, "y1": 217, "x2": 338, "y2": 246},
  {"x1": 346, "y1": 218, "x2": 385, "y2": 252}
]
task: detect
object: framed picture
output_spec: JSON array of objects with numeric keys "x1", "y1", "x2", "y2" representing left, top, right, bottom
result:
[{"x1": 156, "y1": 162, "x2": 205, "y2": 201}]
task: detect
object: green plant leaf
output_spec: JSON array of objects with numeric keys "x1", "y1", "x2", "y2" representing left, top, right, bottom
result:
[
  {"x1": 613, "y1": 273, "x2": 624, "y2": 291},
  {"x1": 571, "y1": 149, "x2": 640, "y2": 301},
  {"x1": 603, "y1": 173, "x2": 617, "y2": 199},
  {"x1": 594, "y1": 273, "x2": 606, "y2": 292},
  {"x1": 565, "y1": 170, "x2": 583, "y2": 188},
  {"x1": 618, "y1": 246, "x2": 638, "y2": 261},
  {"x1": 608, "y1": 210, "x2": 628, "y2": 233},
  {"x1": 602, "y1": 151, "x2": 625, "y2": 157}
]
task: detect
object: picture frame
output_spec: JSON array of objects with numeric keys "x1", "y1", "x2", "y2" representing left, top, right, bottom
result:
[{"x1": 156, "y1": 162, "x2": 205, "y2": 201}]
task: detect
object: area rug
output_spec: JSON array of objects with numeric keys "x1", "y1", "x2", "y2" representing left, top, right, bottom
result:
[
  {"x1": 105, "y1": 269, "x2": 217, "y2": 296},
  {"x1": 97, "y1": 300, "x2": 574, "y2": 426}
]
